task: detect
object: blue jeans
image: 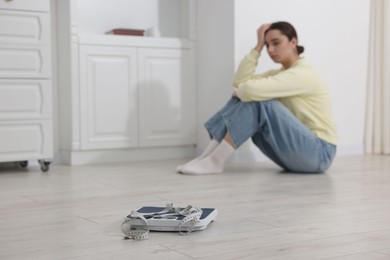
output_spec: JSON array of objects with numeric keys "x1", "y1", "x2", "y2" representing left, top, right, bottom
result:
[{"x1": 204, "y1": 97, "x2": 336, "y2": 173}]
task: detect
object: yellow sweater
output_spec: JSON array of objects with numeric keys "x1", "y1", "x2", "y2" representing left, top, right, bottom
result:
[{"x1": 234, "y1": 49, "x2": 337, "y2": 145}]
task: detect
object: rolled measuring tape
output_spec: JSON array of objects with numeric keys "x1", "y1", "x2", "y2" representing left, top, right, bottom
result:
[
  {"x1": 178, "y1": 205, "x2": 203, "y2": 235},
  {"x1": 121, "y1": 210, "x2": 149, "y2": 240}
]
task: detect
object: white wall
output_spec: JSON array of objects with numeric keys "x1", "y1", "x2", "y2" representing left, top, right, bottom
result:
[
  {"x1": 76, "y1": 0, "x2": 186, "y2": 38},
  {"x1": 234, "y1": 0, "x2": 370, "y2": 155},
  {"x1": 196, "y1": 0, "x2": 235, "y2": 152},
  {"x1": 51, "y1": 0, "x2": 370, "y2": 164},
  {"x1": 51, "y1": 0, "x2": 60, "y2": 163},
  {"x1": 197, "y1": 0, "x2": 370, "y2": 157}
]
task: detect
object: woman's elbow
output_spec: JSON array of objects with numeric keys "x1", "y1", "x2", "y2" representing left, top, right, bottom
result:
[{"x1": 233, "y1": 79, "x2": 243, "y2": 88}]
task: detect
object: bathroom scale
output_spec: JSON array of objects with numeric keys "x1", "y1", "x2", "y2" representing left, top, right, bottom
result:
[{"x1": 124, "y1": 206, "x2": 218, "y2": 232}]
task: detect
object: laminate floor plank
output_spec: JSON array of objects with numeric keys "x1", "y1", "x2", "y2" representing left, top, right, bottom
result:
[{"x1": 0, "y1": 155, "x2": 389, "y2": 259}]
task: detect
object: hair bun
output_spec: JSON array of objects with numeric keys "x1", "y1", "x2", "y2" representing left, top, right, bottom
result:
[{"x1": 297, "y1": 45, "x2": 305, "y2": 54}]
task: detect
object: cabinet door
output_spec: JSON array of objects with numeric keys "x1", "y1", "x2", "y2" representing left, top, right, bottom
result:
[
  {"x1": 138, "y1": 48, "x2": 196, "y2": 147},
  {"x1": 79, "y1": 45, "x2": 138, "y2": 149}
]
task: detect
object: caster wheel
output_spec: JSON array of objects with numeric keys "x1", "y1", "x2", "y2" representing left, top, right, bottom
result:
[
  {"x1": 38, "y1": 160, "x2": 51, "y2": 172},
  {"x1": 19, "y1": 161, "x2": 28, "y2": 168},
  {"x1": 41, "y1": 164, "x2": 49, "y2": 172}
]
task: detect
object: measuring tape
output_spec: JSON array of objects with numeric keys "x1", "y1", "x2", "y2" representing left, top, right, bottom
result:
[{"x1": 121, "y1": 203, "x2": 203, "y2": 240}]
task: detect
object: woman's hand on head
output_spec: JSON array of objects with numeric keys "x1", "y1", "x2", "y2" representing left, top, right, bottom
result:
[{"x1": 255, "y1": 23, "x2": 271, "y2": 53}]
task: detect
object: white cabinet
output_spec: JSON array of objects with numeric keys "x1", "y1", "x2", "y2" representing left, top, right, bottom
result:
[
  {"x1": 78, "y1": 42, "x2": 196, "y2": 151},
  {"x1": 0, "y1": 0, "x2": 50, "y2": 12},
  {"x1": 57, "y1": 0, "x2": 196, "y2": 165},
  {"x1": 0, "y1": 1, "x2": 53, "y2": 171}
]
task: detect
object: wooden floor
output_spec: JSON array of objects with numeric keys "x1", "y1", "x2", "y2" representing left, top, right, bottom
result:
[{"x1": 1, "y1": 155, "x2": 390, "y2": 260}]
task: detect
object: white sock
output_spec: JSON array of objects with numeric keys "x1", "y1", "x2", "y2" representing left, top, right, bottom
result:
[
  {"x1": 180, "y1": 140, "x2": 235, "y2": 175},
  {"x1": 176, "y1": 140, "x2": 219, "y2": 173}
]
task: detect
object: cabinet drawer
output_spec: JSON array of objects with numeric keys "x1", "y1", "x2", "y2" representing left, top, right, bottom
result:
[
  {"x1": 0, "y1": 0, "x2": 49, "y2": 12},
  {"x1": 0, "y1": 10, "x2": 50, "y2": 45},
  {"x1": 0, "y1": 45, "x2": 51, "y2": 78},
  {"x1": 0, "y1": 120, "x2": 52, "y2": 162},
  {"x1": 0, "y1": 80, "x2": 51, "y2": 120}
]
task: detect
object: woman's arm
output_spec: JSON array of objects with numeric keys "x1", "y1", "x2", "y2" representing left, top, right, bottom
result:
[
  {"x1": 254, "y1": 24, "x2": 271, "y2": 53},
  {"x1": 233, "y1": 24, "x2": 271, "y2": 88},
  {"x1": 235, "y1": 64, "x2": 320, "y2": 102},
  {"x1": 233, "y1": 49, "x2": 261, "y2": 88}
]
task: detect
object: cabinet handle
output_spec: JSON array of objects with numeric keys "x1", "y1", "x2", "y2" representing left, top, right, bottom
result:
[{"x1": 5, "y1": 0, "x2": 14, "y2": 2}]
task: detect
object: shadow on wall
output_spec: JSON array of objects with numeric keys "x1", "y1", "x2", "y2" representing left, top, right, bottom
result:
[
  {"x1": 157, "y1": 0, "x2": 188, "y2": 38},
  {"x1": 136, "y1": 79, "x2": 182, "y2": 144}
]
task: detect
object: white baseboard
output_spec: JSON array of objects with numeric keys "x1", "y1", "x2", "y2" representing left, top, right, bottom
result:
[
  {"x1": 59, "y1": 146, "x2": 196, "y2": 165},
  {"x1": 334, "y1": 144, "x2": 364, "y2": 156},
  {"x1": 228, "y1": 149, "x2": 267, "y2": 163}
]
